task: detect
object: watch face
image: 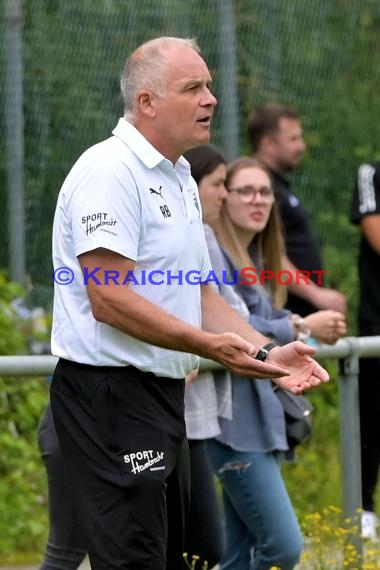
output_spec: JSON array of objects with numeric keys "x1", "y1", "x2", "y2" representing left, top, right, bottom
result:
[{"x1": 255, "y1": 348, "x2": 268, "y2": 362}]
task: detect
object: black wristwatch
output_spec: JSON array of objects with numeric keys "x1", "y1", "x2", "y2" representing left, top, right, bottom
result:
[{"x1": 254, "y1": 342, "x2": 277, "y2": 362}]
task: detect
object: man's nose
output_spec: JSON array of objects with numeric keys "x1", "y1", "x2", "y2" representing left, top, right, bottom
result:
[
  {"x1": 202, "y1": 88, "x2": 217, "y2": 107},
  {"x1": 299, "y1": 138, "x2": 307, "y2": 153},
  {"x1": 209, "y1": 92, "x2": 218, "y2": 107}
]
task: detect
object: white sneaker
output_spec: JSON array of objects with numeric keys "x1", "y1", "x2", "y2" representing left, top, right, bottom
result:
[{"x1": 361, "y1": 510, "x2": 378, "y2": 540}]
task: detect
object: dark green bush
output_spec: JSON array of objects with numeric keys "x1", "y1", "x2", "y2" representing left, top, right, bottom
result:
[{"x1": 0, "y1": 275, "x2": 48, "y2": 559}]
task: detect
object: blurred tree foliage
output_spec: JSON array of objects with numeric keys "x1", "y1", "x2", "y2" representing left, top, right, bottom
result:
[{"x1": 0, "y1": 275, "x2": 47, "y2": 557}]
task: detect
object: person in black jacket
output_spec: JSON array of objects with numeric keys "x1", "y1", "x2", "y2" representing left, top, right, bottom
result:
[
  {"x1": 247, "y1": 102, "x2": 346, "y2": 318},
  {"x1": 351, "y1": 162, "x2": 380, "y2": 540}
]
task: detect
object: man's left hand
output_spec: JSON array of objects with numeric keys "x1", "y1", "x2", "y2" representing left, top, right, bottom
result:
[{"x1": 268, "y1": 341, "x2": 329, "y2": 394}]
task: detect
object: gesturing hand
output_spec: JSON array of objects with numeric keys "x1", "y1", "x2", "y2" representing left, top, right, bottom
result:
[
  {"x1": 267, "y1": 341, "x2": 329, "y2": 394},
  {"x1": 208, "y1": 332, "x2": 290, "y2": 379}
]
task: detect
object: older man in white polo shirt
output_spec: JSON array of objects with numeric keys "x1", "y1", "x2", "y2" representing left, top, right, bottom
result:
[{"x1": 50, "y1": 36, "x2": 329, "y2": 570}]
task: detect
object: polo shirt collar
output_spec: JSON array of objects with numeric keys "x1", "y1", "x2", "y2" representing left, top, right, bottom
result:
[
  {"x1": 112, "y1": 118, "x2": 190, "y2": 177},
  {"x1": 112, "y1": 117, "x2": 165, "y2": 169}
]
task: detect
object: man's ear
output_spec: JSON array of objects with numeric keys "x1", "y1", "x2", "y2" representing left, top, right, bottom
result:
[
  {"x1": 261, "y1": 134, "x2": 276, "y2": 154},
  {"x1": 137, "y1": 90, "x2": 156, "y2": 118}
]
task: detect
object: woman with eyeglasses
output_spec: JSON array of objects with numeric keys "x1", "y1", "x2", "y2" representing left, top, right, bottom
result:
[
  {"x1": 205, "y1": 156, "x2": 346, "y2": 570},
  {"x1": 215, "y1": 157, "x2": 346, "y2": 347}
]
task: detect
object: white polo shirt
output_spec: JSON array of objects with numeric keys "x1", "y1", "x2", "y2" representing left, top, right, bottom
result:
[{"x1": 51, "y1": 118, "x2": 211, "y2": 378}]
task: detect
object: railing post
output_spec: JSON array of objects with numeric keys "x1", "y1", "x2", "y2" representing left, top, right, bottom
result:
[{"x1": 339, "y1": 346, "x2": 362, "y2": 567}]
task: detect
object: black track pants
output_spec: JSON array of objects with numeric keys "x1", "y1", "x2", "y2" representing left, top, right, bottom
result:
[
  {"x1": 50, "y1": 359, "x2": 190, "y2": 570},
  {"x1": 359, "y1": 322, "x2": 380, "y2": 512}
]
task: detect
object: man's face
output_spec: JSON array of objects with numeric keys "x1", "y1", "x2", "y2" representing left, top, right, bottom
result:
[
  {"x1": 152, "y1": 47, "x2": 217, "y2": 162},
  {"x1": 270, "y1": 117, "x2": 306, "y2": 173}
]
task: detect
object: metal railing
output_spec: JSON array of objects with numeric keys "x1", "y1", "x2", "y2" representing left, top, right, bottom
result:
[{"x1": 2, "y1": 335, "x2": 380, "y2": 568}]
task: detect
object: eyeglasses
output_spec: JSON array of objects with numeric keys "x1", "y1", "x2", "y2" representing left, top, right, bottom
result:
[{"x1": 227, "y1": 185, "x2": 275, "y2": 203}]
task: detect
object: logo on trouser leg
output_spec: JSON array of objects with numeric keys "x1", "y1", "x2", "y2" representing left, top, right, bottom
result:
[{"x1": 123, "y1": 450, "x2": 165, "y2": 474}]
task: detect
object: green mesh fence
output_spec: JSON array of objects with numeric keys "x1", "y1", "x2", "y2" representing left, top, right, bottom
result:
[{"x1": 1, "y1": 0, "x2": 380, "y2": 319}]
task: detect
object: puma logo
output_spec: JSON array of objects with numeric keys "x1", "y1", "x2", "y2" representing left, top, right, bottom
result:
[{"x1": 150, "y1": 186, "x2": 165, "y2": 200}]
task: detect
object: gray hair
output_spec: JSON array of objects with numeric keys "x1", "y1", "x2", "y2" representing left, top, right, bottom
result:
[{"x1": 120, "y1": 37, "x2": 200, "y2": 120}]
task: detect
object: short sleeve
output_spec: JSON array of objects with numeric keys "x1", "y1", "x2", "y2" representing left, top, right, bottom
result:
[
  {"x1": 67, "y1": 155, "x2": 141, "y2": 260},
  {"x1": 350, "y1": 163, "x2": 380, "y2": 225}
]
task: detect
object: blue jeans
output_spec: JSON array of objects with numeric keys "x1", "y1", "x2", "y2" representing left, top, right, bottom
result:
[{"x1": 207, "y1": 440, "x2": 303, "y2": 570}]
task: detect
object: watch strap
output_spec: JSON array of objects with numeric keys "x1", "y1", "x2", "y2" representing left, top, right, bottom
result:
[{"x1": 254, "y1": 342, "x2": 277, "y2": 362}]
